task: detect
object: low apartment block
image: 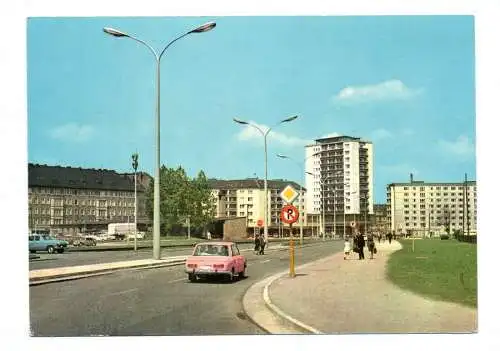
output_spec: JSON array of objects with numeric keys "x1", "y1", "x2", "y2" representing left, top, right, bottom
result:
[
  {"x1": 208, "y1": 178, "x2": 307, "y2": 236},
  {"x1": 28, "y1": 163, "x2": 150, "y2": 235},
  {"x1": 387, "y1": 176, "x2": 477, "y2": 237}
]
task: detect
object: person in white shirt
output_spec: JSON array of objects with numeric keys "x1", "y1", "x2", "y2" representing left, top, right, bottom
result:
[{"x1": 344, "y1": 238, "x2": 351, "y2": 260}]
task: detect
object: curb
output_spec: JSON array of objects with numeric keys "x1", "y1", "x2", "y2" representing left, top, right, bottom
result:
[
  {"x1": 243, "y1": 252, "x2": 339, "y2": 334},
  {"x1": 29, "y1": 259, "x2": 186, "y2": 286}
]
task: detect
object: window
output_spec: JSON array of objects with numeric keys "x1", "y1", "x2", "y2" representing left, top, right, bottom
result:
[
  {"x1": 247, "y1": 197, "x2": 253, "y2": 201},
  {"x1": 232, "y1": 244, "x2": 240, "y2": 256}
]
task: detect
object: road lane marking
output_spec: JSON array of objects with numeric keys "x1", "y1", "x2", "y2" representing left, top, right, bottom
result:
[
  {"x1": 102, "y1": 288, "x2": 138, "y2": 297},
  {"x1": 167, "y1": 277, "x2": 186, "y2": 284},
  {"x1": 260, "y1": 259, "x2": 271, "y2": 263}
]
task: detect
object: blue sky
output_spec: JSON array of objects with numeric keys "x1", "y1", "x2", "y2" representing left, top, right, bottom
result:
[{"x1": 27, "y1": 16, "x2": 476, "y2": 203}]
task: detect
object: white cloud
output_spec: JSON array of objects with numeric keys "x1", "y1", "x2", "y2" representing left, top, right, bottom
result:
[
  {"x1": 332, "y1": 79, "x2": 422, "y2": 104},
  {"x1": 401, "y1": 128, "x2": 415, "y2": 136},
  {"x1": 438, "y1": 135, "x2": 475, "y2": 157},
  {"x1": 236, "y1": 121, "x2": 312, "y2": 147},
  {"x1": 48, "y1": 123, "x2": 94, "y2": 143},
  {"x1": 371, "y1": 128, "x2": 393, "y2": 141}
]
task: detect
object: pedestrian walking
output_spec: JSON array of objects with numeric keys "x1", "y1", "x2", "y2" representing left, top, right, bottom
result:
[
  {"x1": 254, "y1": 235, "x2": 260, "y2": 254},
  {"x1": 387, "y1": 232, "x2": 393, "y2": 244},
  {"x1": 355, "y1": 234, "x2": 365, "y2": 260},
  {"x1": 367, "y1": 234, "x2": 377, "y2": 259},
  {"x1": 207, "y1": 231, "x2": 212, "y2": 240},
  {"x1": 343, "y1": 238, "x2": 351, "y2": 260},
  {"x1": 259, "y1": 235, "x2": 266, "y2": 255},
  {"x1": 377, "y1": 233, "x2": 381, "y2": 243}
]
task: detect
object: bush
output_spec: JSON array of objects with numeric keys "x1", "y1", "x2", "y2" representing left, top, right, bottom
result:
[
  {"x1": 456, "y1": 234, "x2": 477, "y2": 244},
  {"x1": 440, "y1": 234, "x2": 450, "y2": 240}
]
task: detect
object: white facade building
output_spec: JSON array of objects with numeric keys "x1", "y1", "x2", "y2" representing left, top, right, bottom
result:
[
  {"x1": 209, "y1": 178, "x2": 307, "y2": 235},
  {"x1": 305, "y1": 136, "x2": 374, "y2": 235},
  {"x1": 387, "y1": 178, "x2": 477, "y2": 236}
]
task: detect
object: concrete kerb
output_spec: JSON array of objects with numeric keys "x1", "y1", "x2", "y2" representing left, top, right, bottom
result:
[
  {"x1": 243, "y1": 253, "x2": 337, "y2": 334},
  {"x1": 255, "y1": 241, "x2": 405, "y2": 334},
  {"x1": 29, "y1": 259, "x2": 187, "y2": 286}
]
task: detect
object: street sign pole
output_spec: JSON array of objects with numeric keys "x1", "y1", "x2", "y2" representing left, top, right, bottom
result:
[
  {"x1": 289, "y1": 223, "x2": 295, "y2": 278},
  {"x1": 280, "y1": 204, "x2": 299, "y2": 279}
]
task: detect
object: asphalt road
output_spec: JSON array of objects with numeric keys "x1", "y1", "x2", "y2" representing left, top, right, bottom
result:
[
  {"x1": 29, "y1": 240, "x2": 343, "y2": 336},
  {"x1": 29, "y1": 243, "x2": 257, "y2": 270}
]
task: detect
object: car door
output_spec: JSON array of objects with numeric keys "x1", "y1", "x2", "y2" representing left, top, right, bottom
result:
[
  {"x1": 231, "y1": 244, "x2": 243, "y2": 272},
  {"x1": 32, "y1": 235, "x2": 42, "y2": 250}
]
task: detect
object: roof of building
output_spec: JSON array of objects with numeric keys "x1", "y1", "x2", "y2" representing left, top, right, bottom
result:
[
  {"x1": 304, "y1": 135, "x2": 372, "y2": 147},
  {"x1": 28, "y1": 163, "x2": 150, "y2": 192},
  {"x1": 207, "y1": 178, "x2": 305, "y2": 191},
  {"x1": 387, "y1": 180, "x2": 476, "y2": 187}
]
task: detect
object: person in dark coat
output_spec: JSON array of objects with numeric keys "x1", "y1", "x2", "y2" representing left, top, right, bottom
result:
[
  {"x1": 254, "y1": 235, "x2": 260, "y2": 254},
  {"x1": 355, "y1": 234, "x2": 365, "y2": 260},
  {"x1": 367, "y1": 234, "x2": 376, "y2": 259},
  {"x1": 387, "y1": 232, "x2": 393, "y2": 244},
  {"x1": 259, "y1": 235, "x2": 266, "y2": 255}
]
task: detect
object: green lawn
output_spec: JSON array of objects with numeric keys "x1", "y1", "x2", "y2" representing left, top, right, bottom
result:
[{"x1": 387, "y1": 239, "x2": 477, "y2": 308}]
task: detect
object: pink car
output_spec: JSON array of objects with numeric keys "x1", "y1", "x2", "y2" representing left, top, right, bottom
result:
[{"x1": 185, "y1": 241, "x2": 247, "y2": 282}]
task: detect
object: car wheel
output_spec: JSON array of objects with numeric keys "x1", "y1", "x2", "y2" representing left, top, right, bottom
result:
[
  {"x1": 188, "y1": 273, "x2": 197, "y2": 282},
  {"x1": 228, "y1": 268, "x2": 236, "y2": 283},
  {"x1": 47, "y1": 246, "x2": 55, "y2": 254},
  {"x1": 239, "y1": 265, "x2": 246, "y2": 279},
  {"x1": 57, "y1": 248, "x2": 64, "y2": 254},
  {"x1": 30, "y1": 250, "x2": 36, "y2": 254}
]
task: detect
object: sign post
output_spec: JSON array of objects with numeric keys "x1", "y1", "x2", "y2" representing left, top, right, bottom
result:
[
  {"x1": 280, "y1": 204, "x2": 299, "y2": 278},
  {"x1": 289, "y1": 223, "x2": 295, "y2": 278}
]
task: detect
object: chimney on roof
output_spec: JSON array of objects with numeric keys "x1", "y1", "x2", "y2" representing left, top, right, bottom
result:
[{"x1": 410, "y1": 173, "x2": 414, "y2": 183}]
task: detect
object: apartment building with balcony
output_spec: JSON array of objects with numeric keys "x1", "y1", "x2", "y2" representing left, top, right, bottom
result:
[
  {"x1": 28, "y1": 163, "x2": 151, "y2": 235},
  {"x1": 305, "y1": 135, "x2": 374, "y2": 235},
  {"x1": 208, "y1": 178, "x2": 307, "y2": 236},
  {"x1": 386, "y1": 175, "x2": 477, "y2": 237},
  {"x1": 372, "y1": 204, "x2": 390, "y2": 233}
]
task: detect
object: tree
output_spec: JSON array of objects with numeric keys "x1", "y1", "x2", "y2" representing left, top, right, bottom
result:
[{"x1": 144, "y1": 165, "x2": 216, "y2": 236}]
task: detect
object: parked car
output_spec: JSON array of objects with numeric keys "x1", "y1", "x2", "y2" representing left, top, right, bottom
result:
[
  {"x1": 185, "y1": 241, "x2": 246, "y2": 283},
  {"x1": 29, "y1": 234, "x2": 68, "y2": 254},
  {"x1": 126, "y1": 232, "x2": 145, "y2": 240},
  {"x1": 72, "y1": 237, "x2": 97, "y2": 247}
]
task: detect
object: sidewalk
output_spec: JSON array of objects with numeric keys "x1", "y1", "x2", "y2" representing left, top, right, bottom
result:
[{"x1": 266, "y1": 241, "x2": 477, "y2": 333}]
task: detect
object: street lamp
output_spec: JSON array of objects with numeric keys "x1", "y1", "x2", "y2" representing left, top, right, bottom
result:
[
  {"x1": 104, "y1": 21, "x2": 216, "y2": 260},
  {"x1": 131, "y1": 153, "x2": 139, "y2": 252},
  {"x1": 277, "y1": 152, "x2": 320, "y2": 245},
  {"x1": 306, "y1": 171, "x2": 333, "y2": 241},
  {"x1": 233, "y1": 116, "x2": 298, "y2": 244}
]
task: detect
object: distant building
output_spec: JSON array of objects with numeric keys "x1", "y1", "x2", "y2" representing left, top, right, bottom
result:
[
  {"x1": 28, "y1": 163, "x2": 151, "y2": 235},
  {"x1": 208, "y1": 178, "x2": 307, "y2": 236},
  {"x1": 386, "y1": 175, "x2": 477, "y2": 237},
  {"x1": 372, "y1": 204, "x2": 390, "y2": 233},
  {"x1": 305, "y1": 135, "x2": 374, "y2": 235}
]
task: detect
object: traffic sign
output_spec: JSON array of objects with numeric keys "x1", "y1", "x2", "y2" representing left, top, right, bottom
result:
[
  {"x1": 257, "y1": 219, "x2": 264, "y2": 227},
  {"x1": 280, "y1": 204, "x2": 299, "y2": 224},
  {"x1": 280, "y1": 184, "x2": 299, "y2": 204}
]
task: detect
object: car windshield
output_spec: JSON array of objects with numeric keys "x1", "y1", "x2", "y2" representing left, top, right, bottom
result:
[
  {"x1": 43, "y1": 235, "x2": 56, "y2": 240},
  {"x1": 193, "y1": 244, "x2": 229, "y2": 256}
]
